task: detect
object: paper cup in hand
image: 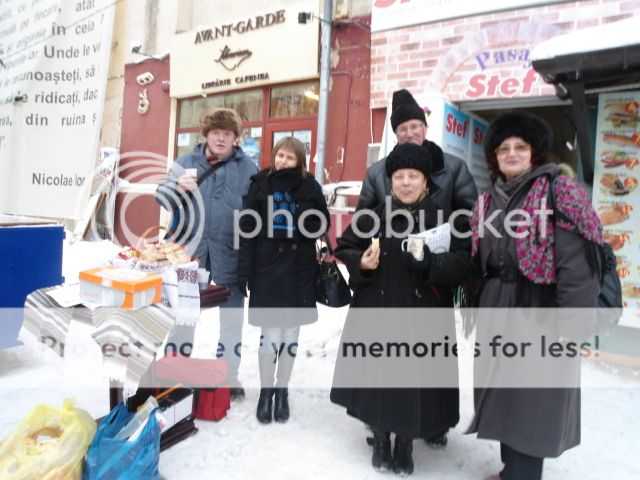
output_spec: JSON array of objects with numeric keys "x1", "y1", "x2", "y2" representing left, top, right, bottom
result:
[
  {"x1": 401, "y1": 235, "x2": 424, "y2": 261},
  {"x1": 197, "y1": 268, "x2": 209, "y2": 290},
  {"x1": 185, "y1": 168, "x2": 197, "y2": 178}
]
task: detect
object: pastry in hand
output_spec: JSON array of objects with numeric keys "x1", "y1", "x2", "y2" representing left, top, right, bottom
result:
[{"x1": 371, "y1": 237, "x2": 380, "y2": 253}]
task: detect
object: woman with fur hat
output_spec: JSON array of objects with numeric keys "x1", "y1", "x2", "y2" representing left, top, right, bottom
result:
[
  {"x1": 330, "y1": 142, "x2": 471, "y2": 475},
  {"x1": 156, "y1": 107, "x2": 258, "y2": 399},
  {"x1": 466, "y1": 111, "x2": 604, "y2": 479}
]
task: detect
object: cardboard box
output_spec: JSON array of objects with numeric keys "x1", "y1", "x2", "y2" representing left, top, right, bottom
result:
[
  {"x1": 155, "y1": 387, "x2": 195, "y2": 432},
  {"x1": 79, "y1": 266, "x2": 162, "y2": 309}
]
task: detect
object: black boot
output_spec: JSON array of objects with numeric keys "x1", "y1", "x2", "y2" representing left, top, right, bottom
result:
[
  {"x1": 424, "y1": 431, "x2": 448, "y2": 449},
  {"x1": 228, "y1": 380, "x2": 245, "y2": 401},
  {"x1": 392, "y1": 435, "x2": 414, "y2": 476},
  {"x1": 256, "y1": 388, "x2": 274, "y2": 424},
  {"x1": 273, "y1": 388, "x2": 290, "y2": 423},
  {"x1": 371, "y1": 431, "x2": 392, "y2": 471}
]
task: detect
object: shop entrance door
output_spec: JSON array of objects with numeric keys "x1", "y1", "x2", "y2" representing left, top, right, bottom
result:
[{"x1": 263, "y1": 120, "x2": 316, "y2": 172}]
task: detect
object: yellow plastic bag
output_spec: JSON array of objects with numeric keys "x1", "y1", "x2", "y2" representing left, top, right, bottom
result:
[{"x1": 0, "y1": 400, "x2": 97, "y2": 480}]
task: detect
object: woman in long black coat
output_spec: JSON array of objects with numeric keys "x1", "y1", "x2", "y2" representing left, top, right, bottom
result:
[
  {"x1": 238, "y1": 137, "x2": 329, "y2": 424},
  {"x1": 330, "y1": 142, "x2": 470, "y2": 475}
]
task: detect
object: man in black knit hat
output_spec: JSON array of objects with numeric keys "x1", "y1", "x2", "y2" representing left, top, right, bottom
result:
[
  {"x1": 358, "y1": 89, "x2": 477, "y2": 217},
  {"x1": 358, "y1": 89, "x2": 478, "y2": 449}
]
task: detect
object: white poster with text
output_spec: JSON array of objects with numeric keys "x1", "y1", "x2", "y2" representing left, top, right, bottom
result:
[{"x1": 0, "y1": 0, "x2": 115, "y2": 219}]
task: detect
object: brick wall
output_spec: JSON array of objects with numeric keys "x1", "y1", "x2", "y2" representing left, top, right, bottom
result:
[{"x1": 371, "y1": 0, "x2": 639, "y2": 108}]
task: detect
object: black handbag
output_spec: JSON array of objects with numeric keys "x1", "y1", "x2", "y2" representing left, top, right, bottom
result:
[{"x1": 316, "y1": 233, "x2": 351, "y2": 307}]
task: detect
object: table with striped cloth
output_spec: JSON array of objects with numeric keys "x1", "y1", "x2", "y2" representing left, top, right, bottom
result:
[
  {"x1": 18, "y1": 285, "x2": 231, "y2": 399},
  {"x1": 18, "y1": 288, "x2": 175, "y2": 398}
]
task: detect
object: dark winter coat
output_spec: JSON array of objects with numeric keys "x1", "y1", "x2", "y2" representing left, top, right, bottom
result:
[
  {"x1": 155, "y1": 144, "x2": 258, "y2": 286},
  {"x1": 467, "y1": 163, "x2": 601, "y2": 458},
  {"x1": 330, "y1": 195, "x2": 471, "y2": 439},
  {"x1": 357, "y1": 140, "x2": 478, "y2": 215},
  {"x1": 238, "y1": 168, "x2": 330, "y2": 327}
]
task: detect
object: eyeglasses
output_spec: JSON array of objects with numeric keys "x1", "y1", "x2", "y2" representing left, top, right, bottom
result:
[
  {"x1": 495, "y1": 143, "x2": 531, "y2": 157},
  {"x1": 396, "y1": 121, "x2": 427, "y2": 136}
]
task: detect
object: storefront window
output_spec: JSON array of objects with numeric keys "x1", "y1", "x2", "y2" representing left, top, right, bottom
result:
[
  {"x1": 270, "y1": 82, "x2": 319, "y2": 118},
  {"x1": 242, "y1": 126, "x2": 262, "y2": 168},
  {"x1": 178, "y1": 89, "x2": 263, "y2": 129},
  {"x1": 175, "y1": 132, "x2": 201, "y2": 159}
]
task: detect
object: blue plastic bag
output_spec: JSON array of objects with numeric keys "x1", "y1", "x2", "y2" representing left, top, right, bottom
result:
[{"x1": 82, "y1": 403, "x2": 161, "y2": 480}]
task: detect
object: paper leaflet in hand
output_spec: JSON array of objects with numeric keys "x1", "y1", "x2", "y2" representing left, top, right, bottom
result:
[{"x1": 415, "y1": 223, "x2": 451, "y2": 253}]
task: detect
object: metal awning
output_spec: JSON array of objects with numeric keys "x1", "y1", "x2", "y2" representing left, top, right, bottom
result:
[{"x1": 531, "y1": 17, "x2": 640, "y2": 183}]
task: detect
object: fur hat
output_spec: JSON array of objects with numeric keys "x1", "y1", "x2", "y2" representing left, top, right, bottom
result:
[
  {"x1": 390, "y1": 89, "x2": 427, "y2": 132},
  {"x1": 386, "y1": 142, "x2": 432, "y2": 178},
  {"x1": 200, "y1": 107, "x2": 243, "y2": 138},
  {"x1": 484, "y1": 111, "x2": 553, "y2": 158}
]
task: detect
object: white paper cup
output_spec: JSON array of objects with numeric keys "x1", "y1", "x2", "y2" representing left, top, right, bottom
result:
[
  {"x1": 185, "y1": 168, "x2": 197, "y2": 178},
  {"x1": 197, "y1": 268, "x2": 209, "y2": 290}
]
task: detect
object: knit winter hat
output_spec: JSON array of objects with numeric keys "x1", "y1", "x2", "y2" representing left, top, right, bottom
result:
[
  {"x1": 484, "y1": 111, "x2": 553, "y2": 158},
  {"x1": 390, "y1": 89, "x2": 427, "y2": 132},
  {"x1": 200, "y1": 107, "x2": 243, "y2": 138},
  {"x1": 386, "y1": 142, "x2": 432, "y2": 178}
]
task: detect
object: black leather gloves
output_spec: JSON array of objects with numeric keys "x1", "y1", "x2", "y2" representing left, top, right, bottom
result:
[{"x1": 401, "y1": 244, "x2": 432, "y2": 272}]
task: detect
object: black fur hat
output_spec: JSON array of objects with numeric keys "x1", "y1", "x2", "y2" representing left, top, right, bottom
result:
[
  {"x1": 386, "y1": 142, "x2": 432, "y2": 178},
  {"x1": 390, "y1": 89, "x2": 427, "y2": 132},
  {"x1": 484, "y1": 111, "x2": 553, "y2": 157}
]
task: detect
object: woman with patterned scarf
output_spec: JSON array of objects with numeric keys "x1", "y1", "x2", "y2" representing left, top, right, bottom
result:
[{"x1": 466, "y1": 111, "x2": 604, "y2": 480}]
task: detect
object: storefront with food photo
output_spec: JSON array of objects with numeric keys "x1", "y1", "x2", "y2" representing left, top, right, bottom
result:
[
  {"x1": 370, "y1": 0, "x2": 638, "y2": 185},
  {"x1": 532, "y1": 16, "x2": 640, "y2": 351},
  {"x1": 370, "y1": 0, "x2": 640, "y2": 320}
]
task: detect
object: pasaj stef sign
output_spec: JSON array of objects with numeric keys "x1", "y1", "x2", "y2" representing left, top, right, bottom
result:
[
  {"x1": 372, "y1": 0, "x2": 571, "y2": 32},
  {"x1": 0, "y1": 0, "x2": 115, "y2": 219}
]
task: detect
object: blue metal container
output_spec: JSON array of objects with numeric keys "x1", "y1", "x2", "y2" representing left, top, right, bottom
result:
[{"x1": 0, "y1": 216, "x2": 64, "y2": 348}]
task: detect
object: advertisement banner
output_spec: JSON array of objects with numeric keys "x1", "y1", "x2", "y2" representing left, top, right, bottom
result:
[
  {"x1": 372, "y1": 0, "x2": 571, "y2": 32},
  {"x1": 0, "y1": 0, "x2": 115, "y2": 219},
  {"x1": 442, "y1": 103, "x2": 469, "y2": 161},
  {"x1": 468, "y1": 117, "x2": 491, "y2": 193},
  {"x1": 592, "y1": 91, "x2": 640, "y2": 309}
]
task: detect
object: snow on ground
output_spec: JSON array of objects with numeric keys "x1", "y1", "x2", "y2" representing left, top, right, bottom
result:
[{"x1": 1, "y1": 239, "x2": 640, "y2": 479}]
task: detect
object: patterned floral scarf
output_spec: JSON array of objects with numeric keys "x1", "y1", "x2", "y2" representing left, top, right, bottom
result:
[{"x1": 470, "y1": 173, "x2": 604, "y2": 284}]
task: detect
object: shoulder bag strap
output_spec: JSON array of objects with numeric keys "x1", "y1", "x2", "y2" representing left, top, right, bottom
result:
[{"x1": 322, "y1": 231, "x2": 335, "y2": 255}]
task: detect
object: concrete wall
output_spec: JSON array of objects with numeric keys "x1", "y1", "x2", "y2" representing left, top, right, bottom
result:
[{"x1": 99, "y1": 0, "x2": 178, "y2": 151}]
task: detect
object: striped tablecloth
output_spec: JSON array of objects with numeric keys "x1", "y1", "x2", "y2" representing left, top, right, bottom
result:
[
  {"x1": 19, "y1": 288, "x2": 175, "y2": 398},
  {"x1": 18, "y1": 285, "x2": 230, "y2": 398}
]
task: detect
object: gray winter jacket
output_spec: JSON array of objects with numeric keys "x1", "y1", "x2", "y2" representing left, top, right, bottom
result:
[
  {"x1": 357, "y1": 140, "x2": 478, "y2": 215},
  {"x1": 467, "y1": 163, "x2": 601, "y2": 458},
  {"x1": 156, "y1": 144, "x2": 258, "y2": 285}
]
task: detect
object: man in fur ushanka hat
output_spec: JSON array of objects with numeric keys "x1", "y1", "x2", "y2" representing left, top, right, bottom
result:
[{"x1": 156, "y1": 106, "x2": 258, "y2": 401}]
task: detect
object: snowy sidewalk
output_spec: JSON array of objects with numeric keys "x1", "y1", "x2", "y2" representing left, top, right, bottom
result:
[{"x1": 1, "y1": 312, "x2": 639, "y2": 480}]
